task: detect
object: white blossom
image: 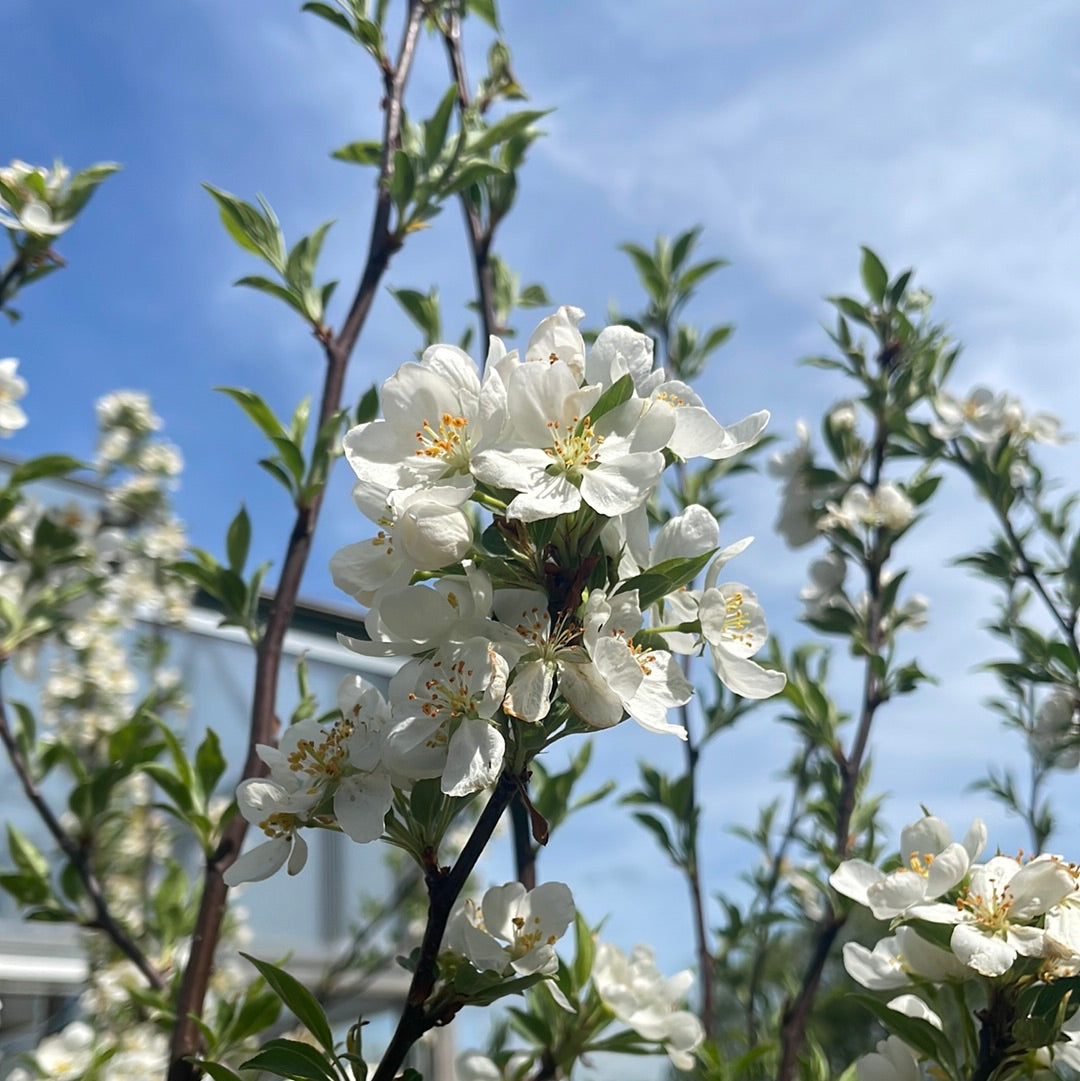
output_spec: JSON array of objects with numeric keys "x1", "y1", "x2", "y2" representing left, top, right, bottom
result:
[
  {"x1": 444, "y1": 881, "x2": 575, "y2": 976},
  {"x1": 592, "y1": 942, "x2": 704, "y2": 1071},
  {"x1": 0, "y1": 358, "x2": 28, "y2": 435}
]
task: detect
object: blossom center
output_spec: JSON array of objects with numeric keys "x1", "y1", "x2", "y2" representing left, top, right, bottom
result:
[
  {"x1": 510, "y1": 913, "x2": 557, "y2": 955},
  {"x1": 415, "y1": 413, "x2": 470, "y2": 469},
  {"x1": 720, "y1": 591, "x2": 754, "y2": 648},
  {"x1": 544, "y1": 415, "x2": 604, "y2": 474},
  {"x1": 287, "y1": 722, "x2": 352, "y2": 785},
  {"x1": 956, "y1": 881, "x2": 1014, "y2": 932}
]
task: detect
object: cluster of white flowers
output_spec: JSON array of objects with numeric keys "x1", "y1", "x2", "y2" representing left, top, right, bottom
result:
[
  {"x1": 0, "y1": 357, "x2": 28, "y2": 435},
  {"x1": 453, "y1": 936, "x2": 704, "y2": 1076},
  {"x1": 230, "y1": 310, "x2": 785, "y2": 882},
  {"x1": 932, "y1": 386, "x2": 1064, "y2": 448},
  {"x1": 29, "y1": 391, "x2": 191, "y2": 742},
  {"x1": 0, "y1": 159, "x2": 75, "y2": 237},
  {"x1": 592, "y1": 942, "x2": 705, "y2": 1070},
  {"x1": 833, "y1": 815, "x2": 1080, "y2": 1079}
]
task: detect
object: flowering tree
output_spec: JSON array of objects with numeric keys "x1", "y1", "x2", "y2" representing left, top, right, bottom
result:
[{"x1": 3, "y1": 5, "x2": 1080, "y2": 1081}]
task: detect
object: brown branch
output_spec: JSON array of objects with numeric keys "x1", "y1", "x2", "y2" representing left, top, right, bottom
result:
[
  {"x1": 167, "y1": 5, "x2": 426, "y2": 1077},
  {"x1": 370, "y1": 772, "x2": 519, "y2": 1081},
  {"x1": 440, "y1": 5, "x2": 499, "y2": 345},
  {"x1": 777, "y1": 399, "x2": 891, "y2": 1081},
  {"x1": 0, "y1": 688, "x2": 165, "y2": 991}
]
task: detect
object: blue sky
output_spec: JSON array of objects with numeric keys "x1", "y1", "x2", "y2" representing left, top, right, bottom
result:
[{"x1": 7, "y1": 0, "x2": 1080, "y2": 988}]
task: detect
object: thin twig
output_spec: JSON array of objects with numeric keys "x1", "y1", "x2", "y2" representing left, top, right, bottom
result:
[
  {"x1": 0, "y1": 688, "x2": 165, "y2": 991},
  {"x1": 370, "y1": 772, "x2": 519, "y2": 1081},
  {"x1": 440, "y1": 4, "x2": 498, "y2": 345},
  {"x1": 777, "y1": 390, "x2": 891, "y2": 1081},
  {"x1": 167, "y1": 5, "x2": 426, "y2": 1077}
]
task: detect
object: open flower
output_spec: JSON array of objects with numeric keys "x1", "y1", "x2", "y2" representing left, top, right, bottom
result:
[
  {"x1": 915, "y1": 854, "x2": 1076, "y2": 976},
  {"x1": 472, "y1": 358, "x2": 664, "y2": 522},
  {"x1": 444, "y1": 881, "x2": 575, "y2": 976},
  {"x1": 385, "y1": 637, "x2": 510, "y2": 796},
  {"x1": 698, "y1": 544, "x2": 786, "y2": 699},
  {"x1": 843, "y1": 926, "x2": 968, "y2": 990},
  {"x1": 557, "y1": 589, "x2": 693, "y2": 738},
  {"x1": 330, "y1": 478, "x2": 475, "y2": 604},
  {"x1": 0, "y1": 358, "x2": 28, "y2": 435},
  {"x1": 343, "y1": 342, "x2": 504, "y2": 490},
  {"x1": 831, "y1": 815, "x2": 987, "y2": 921},
  {"x1": 592, "y1": 942, "x2": 704, "y2": 1071}
]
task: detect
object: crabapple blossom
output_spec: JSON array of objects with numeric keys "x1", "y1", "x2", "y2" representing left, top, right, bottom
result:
[
  {"x1": 915, "y1": 854, "x2": 1076, "y2": 976},
  {"x1": 830, "y1": 815, "x2": 987, "y2": 921},
  {"x1": 557, "y1": 588, "x2": 693, "y2": 738},
  {"x1": 820, "y1": 483, "x2": 915, "y2": 533},
  {"x1": 339, "y1": 564, "x2": 493, "y2": 658},
  {"x1": 385, "y1": 637, "x2": 510, "y2": 796},
  {"x1": 699, "y1": 547, "x2": 786, "y2": 699},
  {"x1": 0, "y1": 358, "x2": 28, "y2": 435},
  {"x1": 330, "y1": 478, "x2": 475, "y2": 603},
  {"x1": 842, "y1": 925, "x2": 968, "y2": 990},
  {"x1": 472, "y1": 358, "x2": 664, "y2": 522},
  {"x1": 592, "y1": 942, "x2": 705, "y2": 1071},
  {"x1": 444, "y1": 881, "x2": 575, "y2": 976},
  {"x1": 343, "y1": 341, "x2": 504, "y2": 490}
]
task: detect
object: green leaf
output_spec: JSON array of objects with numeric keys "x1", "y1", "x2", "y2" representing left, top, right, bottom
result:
[
  {"x1": 9, "y1": 454, "x2": 84, "y2": 486},
  {"x1": 388, "y1": 150, "x2": 416, "y2": 214},
  {"x1": 301, "y1": 1, "x2": 352, "y2": 33},
  {"x1": 355, "y1": 383, "x2": 379, "y2": 424},
  {"x1": 194, "y1": 1064, "x2": 246, "y2": 1081},
  {"x1": 852, "y1": 993, "x2": 953, "y2": 1067},
  {"x1": 234, "y1": 275, "x2": 305, "y2": 315},
  {"x1": 226, "y1": 505, "x2": 251, "y2": 573},
  {"x1": 6, "y1": 824, "x2": 50, "y2": 880},
  {"x1": 194, "y1": 729, "x2": 226, "y2": 801},
  {"x1": 465, "y1": 0, "x2": 499, "y2": 28},
  {"x1": 258, "y1": 458, "x2": 298, "y2": 496},
  {"x1": 142, "y1": 763, "x2": 197, "y2": 817},
  {"x1": 241, "y1": 955, "x2": 336, "y2": 1054},
  {"x1": 332, "y1": 141, "x2": 383, "y2": 167},
  {"x1": 60, "y1": 162, "x2": 121, "y2": 218},
  {"x1": 467, "y1": 109, "x2": 550, "y2": 157},
  {"x1": 425, "y1": 86, "x2": 459, "y2": 165},
  {"x1": 271, "y1": 437, "x2": 306, "y2": 484},
  {"x1": 859, "y1": 247, "x2": 888, "y2": 305},
  {"x1": 441, "y1": 160, "x2": 505, "y2": 196},
  {"x1": 585, "y1": 373, "x2": 633, "y2": 428},
  {"x1": 216, "y1": 387, "x2": 287, "y2": 441},
  {"x1": 616, "y1": 549, "x2": 716, "y2": 609},
  {"x1": 204, "y1": 185, "x2": 285, "y2": 272},
  {"x1": 241, "y1": 1040, "x2": 338, "y2": 1081}
]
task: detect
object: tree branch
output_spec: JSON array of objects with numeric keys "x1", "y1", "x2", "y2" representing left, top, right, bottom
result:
[
  {"x1": 0, "y1": 688, "x2": 165, "y2": 992},
  {"x1": 370, "y1": 771, "x2": 519, "y2": 1081},
  {"x1": 777, "y1": 393, "x2": 891, "y2": 1081},
  {"x1": 167, "y1": 5, "x2": 427, "y2": 1076},
  {"x1": 440, "y1": 5, "x2": 499, "y2": 345}
]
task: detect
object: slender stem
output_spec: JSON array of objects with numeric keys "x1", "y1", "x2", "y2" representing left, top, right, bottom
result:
[
  {"x1": 370, "y1": 772, "x2": 519, "y2": 1081},
  {"x1": 999, "y1": 502, "x2": 1079, "y2": 657},
  {"x1": 777, "y1": 389, "x2": 891, "y2": 1081},
  {"x1": 440, "y1": 4, "x2": 498, "y2": 345},
  {"x1": 745, "y1": 745, "x2": 810, "y2": 1047},
  {"x1": 0, "y1": 688, "x2": 165, "y2": 991},
  {"x1": 510, "y1": 790, "x2": 537, "y2": 889},
  {"x1": 0, "y1": 252, "x2": 28, "y2": 308},
  {"x1": 167, "y1": 7, "x2": 426, "y2": 1077},
  {"x1": 678, "y1": 687, "x2": 714, "y2": 1038}
]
